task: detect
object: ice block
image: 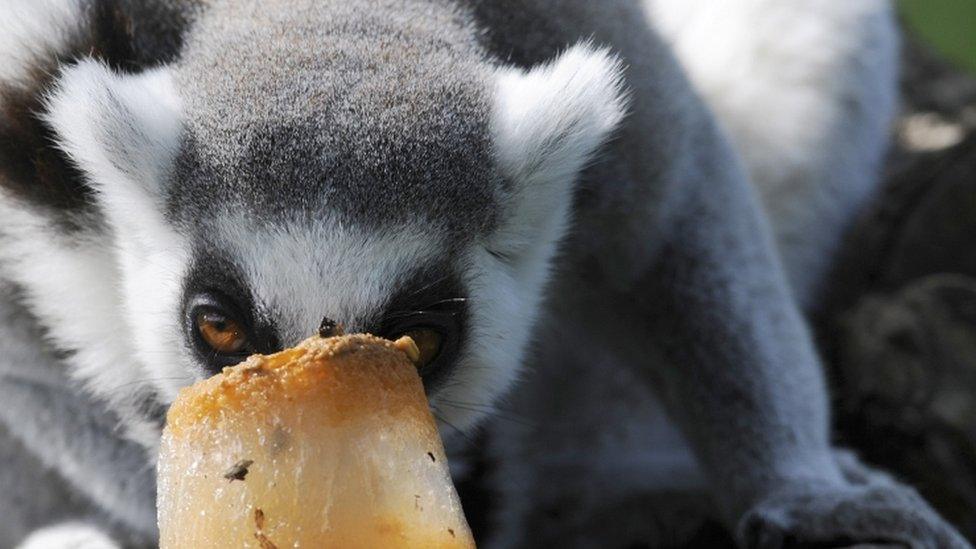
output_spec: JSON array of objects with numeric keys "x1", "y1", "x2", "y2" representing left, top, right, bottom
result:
[{"x1": 157, "y1": 333, "x2": 475, "y2": 548}]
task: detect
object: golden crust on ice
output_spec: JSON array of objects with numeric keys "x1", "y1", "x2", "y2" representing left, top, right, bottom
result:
[
  {"x1": 166, "y1": 334, "x2": 425, "y2": 435},
  {"x1": 158, "y1": 333, "x2": 475, "y2": 548}
]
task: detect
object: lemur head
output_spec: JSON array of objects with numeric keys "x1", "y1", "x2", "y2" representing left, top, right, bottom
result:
[{"x1": 40, "y1": 5, "x2": 627, "y2": 442}]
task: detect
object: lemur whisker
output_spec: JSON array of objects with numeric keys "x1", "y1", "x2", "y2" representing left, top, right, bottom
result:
[
  {"x1": 381, "y1": 310, "x2": 426, "y2": 321},
  {"x1": 437, "y1": 401, "x2": 537, "y2": 428},
  {"x1": 426, "y1": 297, "x2": 468, "y2": 306},
  {"x1": 402, "y1": 273, "x2": 451, "y2": 298},
  {"x1": 436, "y1": 398, "x2": 528, "y2": 419},
  {"x1": 430, "y1": 406, "x2": 478, "y2": 446},
  {"x1": 383, "y1": 297, "x2": 467, "y2": 319}
]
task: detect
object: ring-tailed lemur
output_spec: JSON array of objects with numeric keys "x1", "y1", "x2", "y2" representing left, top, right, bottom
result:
[{"x1": 0, "y1": 0, "x2": 968, "y2": 547}]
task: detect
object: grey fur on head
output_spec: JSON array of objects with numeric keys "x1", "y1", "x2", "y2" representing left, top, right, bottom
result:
[{"x1": 168, "y1": 0, "x2": 502, "y2": 237}]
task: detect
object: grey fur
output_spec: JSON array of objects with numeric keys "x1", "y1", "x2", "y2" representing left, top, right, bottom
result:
[
  {"x1": 0, "y1": 1, "x2": 968, "y2": 548},
  {"x1": 167, "y1": 0, "x2": 501, "y2": 238},
  {"x1": 0, "y1": 282, "x2": 157, "y2": 547}
]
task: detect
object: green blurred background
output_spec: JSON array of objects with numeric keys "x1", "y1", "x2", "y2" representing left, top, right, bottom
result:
[{"x1": 900, "y1": 0, "x2": 976, "y2": 73}]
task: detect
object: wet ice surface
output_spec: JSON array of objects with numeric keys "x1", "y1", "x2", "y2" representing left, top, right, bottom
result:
[{"x1": 157, "y1": 336, "x2": 474, "y2": 548}]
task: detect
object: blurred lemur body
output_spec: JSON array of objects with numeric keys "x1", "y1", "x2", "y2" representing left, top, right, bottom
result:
[{"x1": 0, "y1": 0, "x2": 967, "y2": 547}]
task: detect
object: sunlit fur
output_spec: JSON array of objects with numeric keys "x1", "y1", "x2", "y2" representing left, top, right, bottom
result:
[{"x1": 646, "y1": 0, "x2": 898, "y2": 309}]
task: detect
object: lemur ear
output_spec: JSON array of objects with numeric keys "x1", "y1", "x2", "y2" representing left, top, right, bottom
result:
[
  {"x1": 489, "y1": 43, "x2": 628, "y2": 261},
  {"x1": 43, "y1": 59, "x2": 181, "y2": 237}
]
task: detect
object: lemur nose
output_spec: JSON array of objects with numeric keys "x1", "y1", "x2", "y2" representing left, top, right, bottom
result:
[{"x1": 318, "y1": 317, "x2": 344, "y2": 338}]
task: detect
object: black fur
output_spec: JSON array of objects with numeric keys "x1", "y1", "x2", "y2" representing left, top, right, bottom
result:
[
  {"x1": 165, "y1": 98, "x2": 502, "y2": 239},
  {"x1": 182, "y1": 240, "x2": 471, "y2": 393},
  {"x1": 373, "y1": 265, "x2": 471, "y2": 395},
  {"x1": 0, "y1": 0, "x2": 192, "y2": 229},
  {"x1": 181, "y1": 246, "x2": 283, "y2": 375}
]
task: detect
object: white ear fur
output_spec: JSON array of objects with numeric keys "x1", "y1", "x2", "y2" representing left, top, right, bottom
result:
[
  {"x1": 490, "y1": 43, "x2": 628, "y2": 260},
  {"x1": 42, "y1": 61, "x2": 190, "y2": 415},
  {"x1": 43, "y1": 59, "x2": 182, "y2": 241}
]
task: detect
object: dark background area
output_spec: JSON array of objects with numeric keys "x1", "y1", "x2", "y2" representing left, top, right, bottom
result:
[{"x1": 819, "y1": 6, "x2": 976, "y2": 540}]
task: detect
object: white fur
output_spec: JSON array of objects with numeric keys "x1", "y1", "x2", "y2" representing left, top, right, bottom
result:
[
  {"x1": 41, "y1": 60, "x2": 192, "y2": 411},
  {"x1": 442, "y1": 246, "x2": 534, "y2": 432},
  {"x1": 0, "y1": 61, "x2": 189, "y2": 449},
  {"x1": 203, "y1": 214, "x2": 444, "y2": 346},
  {"x1": 491, "y1": 43, "x2": 628, "y2": 262},
  {"x1": 645, "y1": 0, "x2": 898, "y2": 308},
  {"x1": 448, "y1": 45, "x2": 629, "y2": 431},
  {"x1": 0, "y1": 201, "x2": 166, "y2": 450},
  {"x1": 16, "y1": 523, "x2": 119, "y2": 549},
  {"x1": 44, "y1": 59, "x2": 184, "y2": 246},
  {"x1": 0, "y1": 0, "x2": 84, "y2": 85}
]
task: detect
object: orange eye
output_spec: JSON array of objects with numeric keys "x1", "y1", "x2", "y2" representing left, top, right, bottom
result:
[
  {"x1": 401, "y1": 328, "x2": 442, "y2": 369},
  {"x1": 196, "y1": 311, "x2": 249, "y2": 354}
]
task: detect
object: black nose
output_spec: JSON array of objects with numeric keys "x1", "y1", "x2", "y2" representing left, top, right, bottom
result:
[{"x1": 318, "y1": 317, "x2": 344, "y2": 338}]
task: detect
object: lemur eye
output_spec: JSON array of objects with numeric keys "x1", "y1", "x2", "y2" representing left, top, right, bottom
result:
[
  {"x1": 185, "y1": 292, "x2": 258, "y2": 371},
  {"x1": 400, "y1": 328, "x2": 443, "y2": 369},
  {"x1": 195, "y1": 310, "x2": 249, "y2": 354}
]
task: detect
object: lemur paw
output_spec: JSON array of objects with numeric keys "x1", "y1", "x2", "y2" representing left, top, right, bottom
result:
[
  {"x1": 17, "y1": 523, "x2": 120, "y2": 549},
  {"x1": 737, "y1": 453, "x2": 970, "y2": 549}
]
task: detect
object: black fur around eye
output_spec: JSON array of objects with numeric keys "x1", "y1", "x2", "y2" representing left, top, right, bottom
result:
[
  {"x1": 376, "y1": 269, "x2": 469, "y2": 392},
  {"x1": 380, "y1": 300, "x2": 465, "y2": 385}
]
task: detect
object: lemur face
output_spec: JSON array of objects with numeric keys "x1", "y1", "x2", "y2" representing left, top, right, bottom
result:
[
  {"x1": 152, "y1": 49, "x2": 508, "y2": 430},
  {"x1": 167, "y1": 213, "x2": 495, "y2": 430},
  {"x1": 43, "y1": 36, "x2": 626, "y2": 436}
]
